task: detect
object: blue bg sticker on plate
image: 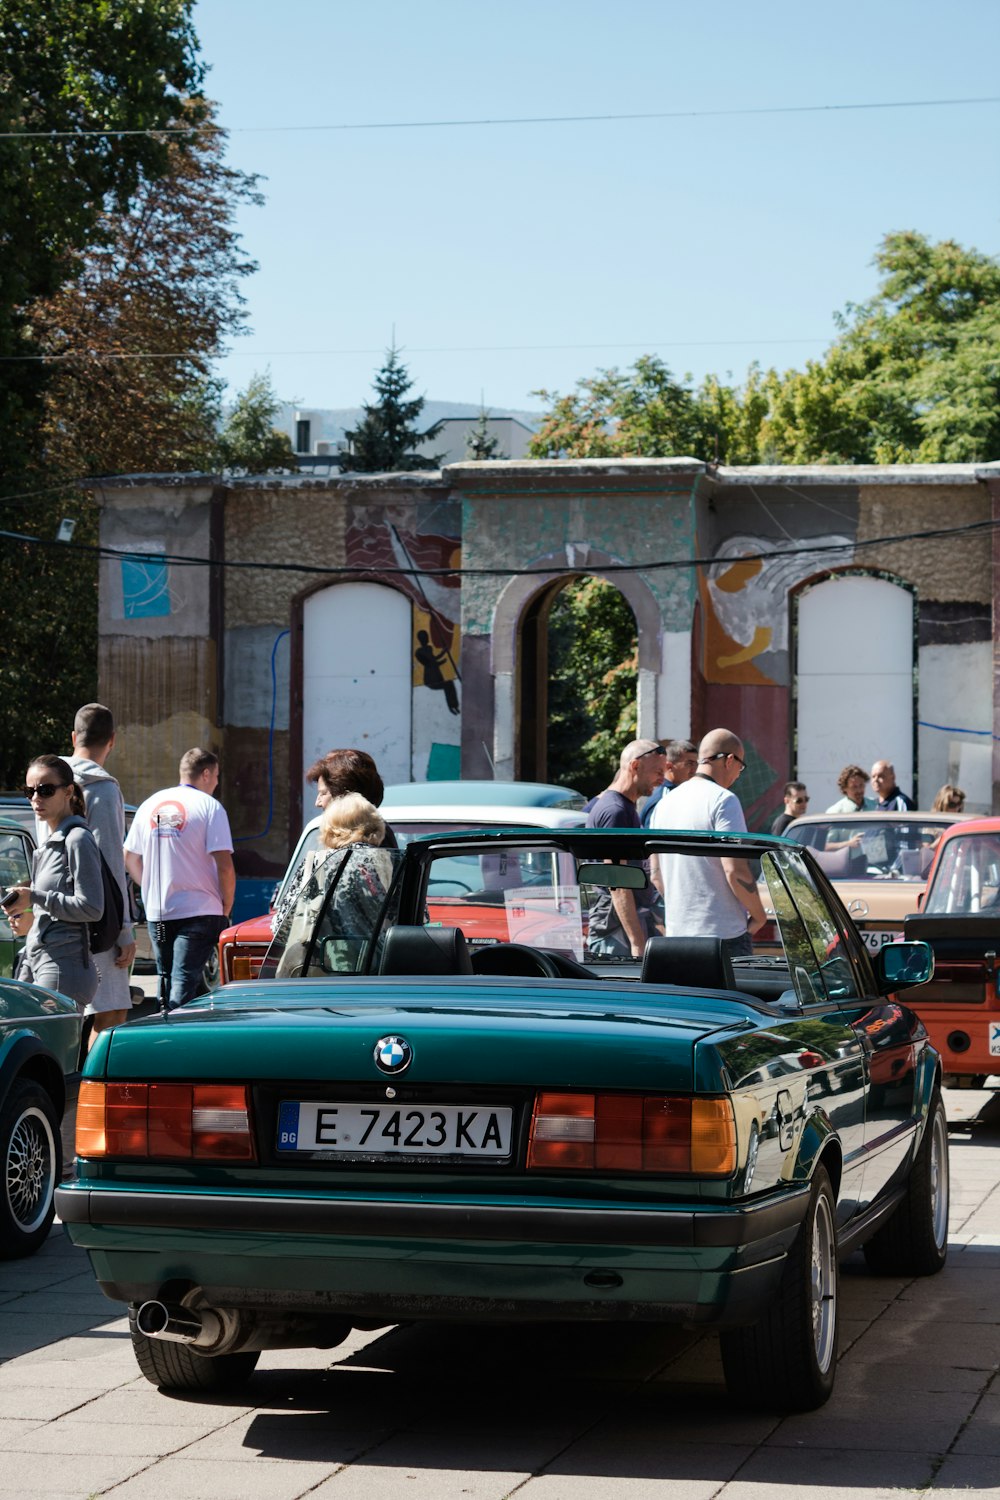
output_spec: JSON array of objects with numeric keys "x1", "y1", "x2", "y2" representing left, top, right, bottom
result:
[{"x1": 277, "y1": 1101, "x2": 300, "y2": 1150}]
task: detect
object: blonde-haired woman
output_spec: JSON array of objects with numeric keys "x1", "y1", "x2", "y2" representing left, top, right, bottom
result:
[
  {"x1": 273, "y1": 795, "x2": 394, "y2": 974},
  {"x1": 319, "y1": 792, "x2": 386, "y2": 851},
  {"x1": 931, "y1": 785, "x2": 965, "y2": 814}
]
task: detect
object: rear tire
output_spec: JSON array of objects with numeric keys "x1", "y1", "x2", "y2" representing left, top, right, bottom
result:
[
  {"x1": 0, "y1": 1080, "x2": 60, "y2": 1258},
  {"x1": 128, "y1": 1307, "x2": 260, "y2": 1392},
  {"x1": 720, "y1": 1165, "x2": 838, "y2": 1411},
  {"x1": 862, "y1": 1090, "x2": 949, "y2": 1276}
]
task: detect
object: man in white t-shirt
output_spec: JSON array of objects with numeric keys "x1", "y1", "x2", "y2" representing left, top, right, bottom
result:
[
  {"x1": 125, "y1": 748, "x2": 236, "y2": 1008},
  {"x1": 650, "y1": 728, "x2": 766, "y2": 957}
]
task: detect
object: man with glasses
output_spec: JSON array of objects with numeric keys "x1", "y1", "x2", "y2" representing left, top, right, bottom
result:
[
  {"x1": 640, "y1": 739, "x2": 699, "y2": 827},
  {"x1": 651, "y1": 728, "x2": 766, "y2": 958},
  {"x1": 771, "y1": 781, "x2": 809, "y2": 836},
  {"x1": 586, "y1": 738, "x2": 666, "y2": 958}
]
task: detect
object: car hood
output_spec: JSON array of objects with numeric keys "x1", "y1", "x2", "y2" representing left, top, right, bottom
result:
[
  {"x1": 225, "y1": 914, "x2": 273, "y2": 944},
  {"x1": 103, "y1": 979, "x2": 758, "y2": 1093}
]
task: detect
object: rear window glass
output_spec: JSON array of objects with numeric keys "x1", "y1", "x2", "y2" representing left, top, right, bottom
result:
[{"x1": 924, "y1": 833, "x2": 1000, "y2": 915}]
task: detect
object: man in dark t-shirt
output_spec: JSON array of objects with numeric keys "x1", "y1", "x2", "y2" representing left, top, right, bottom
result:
[{"x1": 586, "y1": 738, "x2": 666, "y2": 958}]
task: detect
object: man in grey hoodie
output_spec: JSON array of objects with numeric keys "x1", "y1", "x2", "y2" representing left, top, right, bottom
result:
[{"x1": 67, "y1": 704, "x2": 135, "y2": 1035}]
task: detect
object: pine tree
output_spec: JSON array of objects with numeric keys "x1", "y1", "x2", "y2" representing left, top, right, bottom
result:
[
  {"x1": 342, "y1": 346, "x2": 444, "y2": 472},
  {"x1": 465, "y1": 405, "x2": 506, "y2": 460}
]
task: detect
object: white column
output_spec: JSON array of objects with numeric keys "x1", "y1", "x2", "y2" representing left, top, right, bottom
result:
[{"x1": 658, "y1": 629, "x2": 692, "y2": 739}]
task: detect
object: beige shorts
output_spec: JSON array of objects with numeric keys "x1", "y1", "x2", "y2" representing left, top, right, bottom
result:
[{"x1": 85, "y1": 947, "x2": 132, "y2": 1015}]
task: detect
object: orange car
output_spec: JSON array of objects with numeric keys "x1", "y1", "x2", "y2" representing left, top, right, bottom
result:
[{"x1": 904, "y1": 819, "x2": 1000, "y2": 1085}]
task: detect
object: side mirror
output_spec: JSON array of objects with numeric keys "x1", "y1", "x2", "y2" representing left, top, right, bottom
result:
[{"x1": 874, "y1": 940, "x2": 934, "y2": 994}]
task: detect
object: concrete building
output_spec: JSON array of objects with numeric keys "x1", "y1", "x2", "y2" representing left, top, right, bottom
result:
[{"x1": 96, "y1": 458, "x2": 1000, "y2": 882}]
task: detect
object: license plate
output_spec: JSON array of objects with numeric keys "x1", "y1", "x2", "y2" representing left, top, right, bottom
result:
[
  {"x1": 862, "y1": 930, "x2": 901, "y2": 953},
  {"x1": 277, "y1": 1101, "x2": 513, "y2": 1156},
  {"x1": 989, "y1": 1023, "x2": 1000, "y2": 1057}
]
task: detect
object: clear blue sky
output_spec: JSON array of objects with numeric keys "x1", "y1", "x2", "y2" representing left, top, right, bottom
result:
[{"x1": 192, "y1": 0, "x2": 1000, "y2": 416}]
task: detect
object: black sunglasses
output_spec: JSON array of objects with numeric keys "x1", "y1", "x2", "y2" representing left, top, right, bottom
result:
[
  {"x1": 24, "y1": 782, "x2": 67, "y2": 800},
  {"x1": 635, "y1": 746, "x2": 666, "y2": 759}
]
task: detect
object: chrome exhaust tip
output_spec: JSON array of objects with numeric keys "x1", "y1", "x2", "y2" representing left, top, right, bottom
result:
[{"x1": 135, "y1": 1300, "x2": 222, "y2": 1349}]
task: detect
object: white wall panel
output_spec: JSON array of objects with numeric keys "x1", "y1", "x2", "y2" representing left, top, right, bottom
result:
[
  {"x1": 797, "y1": 577, "x2": 914, "y2": 805},
  {"x1": 302, "y1": 584, "x2": 412, "y2": 809}
]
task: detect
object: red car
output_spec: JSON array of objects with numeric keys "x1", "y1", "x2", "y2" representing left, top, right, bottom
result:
[{"x1": 904, "y1": 817, "x2": 1000, "y2": 1085}]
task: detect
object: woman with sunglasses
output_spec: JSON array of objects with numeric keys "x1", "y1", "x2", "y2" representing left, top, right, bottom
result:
[{"x1": 4, "y1": 756, "x2": 104, "y2": 1011}]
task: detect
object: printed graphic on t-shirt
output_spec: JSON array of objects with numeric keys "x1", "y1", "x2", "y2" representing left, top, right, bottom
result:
[{"x1": 149, "y1": 800, "x2": 187, "y2": 836}]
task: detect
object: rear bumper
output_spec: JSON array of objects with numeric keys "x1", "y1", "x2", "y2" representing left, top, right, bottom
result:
[
  {"x1": 56, "y1": 1182, "x2": 809, "y2": 1329},
  {"x1": 56, "y1": 1182, "x2": 807, "y2": 1247},
  {"x1": 913, "y1": 1004, "x2": 997, "y2": 1075}
]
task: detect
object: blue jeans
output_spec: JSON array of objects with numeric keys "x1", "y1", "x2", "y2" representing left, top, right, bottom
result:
[
  {"x1": 150, "y1": 915, "x2": 223, "y2": 1009},
  {"x1": 723, "y1": 930, "x2": 754, "y2": 959}
]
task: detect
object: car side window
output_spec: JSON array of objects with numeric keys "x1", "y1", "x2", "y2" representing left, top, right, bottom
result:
[
  {"x1": 805, "y1": 862, "x2": 879, "y2": 997},
  {"x1": 760, "y1": 853, "x2": 828, "y2": 1007},
  {"x1": 773, "y1": 851, "x2": 862, "y2": 1004},
  {"x1": 0, "y1": 834, "x2": 30, "y2": 891}
]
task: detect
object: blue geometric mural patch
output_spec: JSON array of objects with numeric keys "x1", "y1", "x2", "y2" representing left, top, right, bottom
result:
[{"x1": 122, "y1": 556, "x2": 170, "y2": 619}]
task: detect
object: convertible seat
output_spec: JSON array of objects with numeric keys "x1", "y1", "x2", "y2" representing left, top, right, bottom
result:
[
  {"x1": 379, "y1": 924, "x2": 474, "y2": 976},
  {"x1": 640, "y1": 936, "x2": 735, "y2": 991},
  {"x1": 810, "y1": 845, "x2": 864, "y2": 879}
]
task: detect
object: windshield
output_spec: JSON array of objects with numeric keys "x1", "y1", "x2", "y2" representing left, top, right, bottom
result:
[
  {"x1": 784, "y1": 819, "x2": 946, "y2": 882},
  {"x1": 923, "y1": 832, "x2": 1000, "y2": 915}
]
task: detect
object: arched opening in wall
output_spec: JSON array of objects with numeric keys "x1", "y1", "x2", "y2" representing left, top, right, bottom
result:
[
  {"x1": 301, "y1": 582, "x2": 413, "y2": 810},
  {"x1": 793, "y1": 572, "x2": 916, "y2": 806},
  {"x1": 518, "y1": 575, "x2": 638, "y2": 798}
]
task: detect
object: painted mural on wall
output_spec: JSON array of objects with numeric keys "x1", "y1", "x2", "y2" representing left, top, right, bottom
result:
[
  {"x1": 702, "y1": 533, "x2": 854, "y2": 685},
  {"x1": 345, "y1": 505, "x2": 462, "y2": 780}
]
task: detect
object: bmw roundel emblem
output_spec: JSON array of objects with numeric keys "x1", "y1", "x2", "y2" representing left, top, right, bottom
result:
[{"x1": 374, "y1": 1035, "x2": 412, "y2": 1074}]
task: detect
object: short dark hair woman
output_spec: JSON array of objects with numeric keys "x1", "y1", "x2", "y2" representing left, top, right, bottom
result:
[{"x1": 304, "y1": 748, "x2": 397, "y2": 848}]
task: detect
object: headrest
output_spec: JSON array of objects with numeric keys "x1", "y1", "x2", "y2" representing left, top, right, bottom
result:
[
  {"x1": 810, "y1": 844, "x2": 861, "y2": 879},
  {"x1": 640, "y1": 935, "x2": 735, "y2": 991},
  {"x1": 379, "y1": 924, "x2": 473, "y2": 976}
]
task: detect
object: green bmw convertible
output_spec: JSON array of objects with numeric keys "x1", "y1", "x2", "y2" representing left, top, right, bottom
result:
[{"x1": 56, "y1": 827, "x2": 948, "y2": 1410}]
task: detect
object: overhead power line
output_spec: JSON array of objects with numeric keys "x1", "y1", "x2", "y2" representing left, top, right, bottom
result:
[
  {"x1": 0, "y1": 336, "x2": 829, "y2": 364},
  {"x1": 1, "y1": 94, "x2": 997, "y2": 141},
  {"x1": 0, "y1": 512, "x2": 996, "y2": 579}
]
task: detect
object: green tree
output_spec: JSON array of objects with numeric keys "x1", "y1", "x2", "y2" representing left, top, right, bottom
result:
[
  {"x1": 465, "y1": 406, "x2": 506, "y2": 460},
  {"x1": 342, "y1": 346, "x2": 444, "y2": 472},
  {"x1": 547, "y1": 578, "x2": 638, "y2": 797},
  {"x1": 530, "y1": 355, "x2": 767, "y2": 463},
  {"x1": 0, "y1": 0, "x2": 205, "y2": 476},
  {"x1": 0, "y1": 486, "x2": 100, "y2": 787},
  {"x1": 219, "y1": 371, "x2": 294, "y2": 474},
  {"x1": 29, "y1": 100, "x2": 261, "y2": 475},
  {"x1": 760, "y1": 232, "x2": 1000, "y2": 463},
  {"x1": 0, "y1": 0, "x2": 206, "y2": 783}
]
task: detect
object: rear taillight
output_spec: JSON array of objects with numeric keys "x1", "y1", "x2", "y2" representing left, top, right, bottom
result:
[
  {"x1": 222, "y1": 944, "x2": 266, "y2": 983},
  {"x1": 527, "y1": 1091, "x2": 735, "y2": 1175},
  {"x1": 76, "y1": 1081, "x2": 254, "y2": 1160}
]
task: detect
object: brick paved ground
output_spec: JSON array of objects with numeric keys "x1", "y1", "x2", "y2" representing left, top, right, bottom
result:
[{"x1": 5, "y1": 1088, "x2": 999, "y2": 1499}]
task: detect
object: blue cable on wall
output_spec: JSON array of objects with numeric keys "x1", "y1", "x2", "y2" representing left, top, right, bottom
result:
[
  {"x1": 235, "y1": 628, "x2": 290, "y2": 843},
  {"x1": 918, "y1": 719, "x2": 1000, "y2": 742}
]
